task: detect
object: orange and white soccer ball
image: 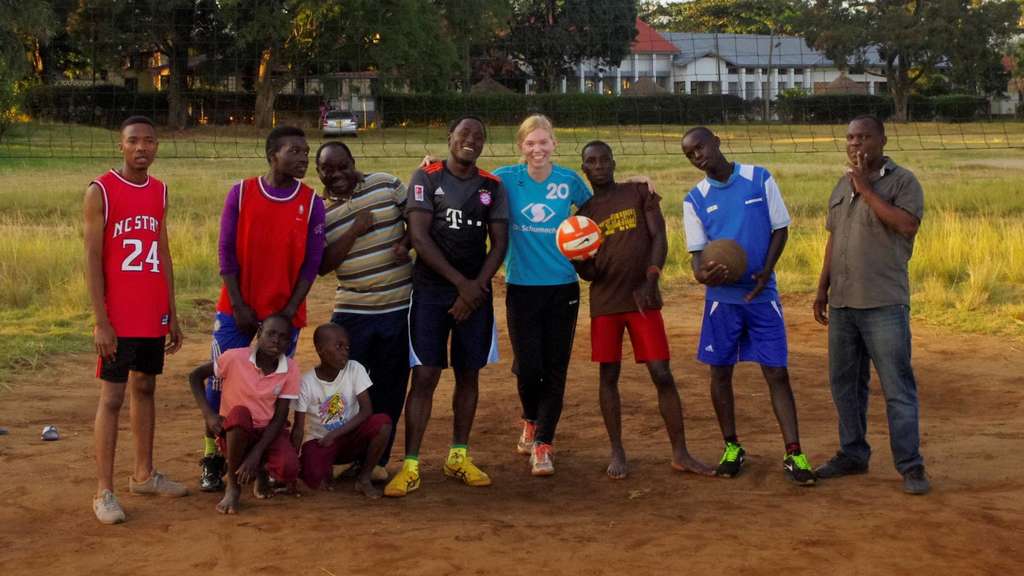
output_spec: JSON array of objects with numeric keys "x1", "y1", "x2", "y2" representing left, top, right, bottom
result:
[{"x1": 556, "y1": 215, "x2": 603, "y2": 261}]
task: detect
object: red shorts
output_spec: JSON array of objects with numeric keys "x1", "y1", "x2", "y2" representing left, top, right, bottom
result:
[
  {"x1": 591, "y1": 309, "x2": 670, "y2": 363},
  {"x1": 299, "y1": 413, "x2": 392, "y2": 489},
  {"x1": 217, "y1": 405, "x2": 299, "y2": 484}
]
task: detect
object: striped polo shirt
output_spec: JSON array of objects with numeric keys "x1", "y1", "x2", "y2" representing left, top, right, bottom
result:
[{"x1": 324, "y1": 172, "x2": 412, "y2": 314}]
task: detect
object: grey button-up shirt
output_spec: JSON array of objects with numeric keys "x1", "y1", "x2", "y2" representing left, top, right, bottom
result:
[{"x1": 826, "y1": 157, "x2": 924, "y2": 309}]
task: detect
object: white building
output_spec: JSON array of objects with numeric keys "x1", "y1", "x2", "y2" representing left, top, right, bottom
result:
[{"x1": 559, "y1": 19, "x2": 888, "y2": 99}]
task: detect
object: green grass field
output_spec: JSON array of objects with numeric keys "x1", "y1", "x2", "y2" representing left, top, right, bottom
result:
[{"x1": 2, "y1": 121, "x2": 1023, "y2": 379}]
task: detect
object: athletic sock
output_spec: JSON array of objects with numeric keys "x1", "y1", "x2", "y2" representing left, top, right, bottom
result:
[
  {"x1": 448, "y1": 445, "x2": 468, "y2": 461},
  {"x1": 203, "y1": 436, "x2": 217, "y2": 457},
  {"x1": 785, "y1": 442, "x2": 802, "y2": 455},
  {"x1": 724, "y1": 435, "x2": 739, "y2": 445},
  {"x1": 403, "y1": 456, "x2": 419, "y2": 473}
]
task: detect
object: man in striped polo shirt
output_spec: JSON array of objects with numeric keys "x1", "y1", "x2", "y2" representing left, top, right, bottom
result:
[{"x1": 317, "y1": 141, "x2": 412, "y2": 482}]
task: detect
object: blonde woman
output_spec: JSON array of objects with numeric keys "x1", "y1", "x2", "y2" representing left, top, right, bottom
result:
[{"x1": 492, "y1": 114, "x2": 591, "y2": 476}]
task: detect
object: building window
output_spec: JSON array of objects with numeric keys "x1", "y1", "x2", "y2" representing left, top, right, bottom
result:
[
  {"x1": 674, "y1": 81, "x2": 686, "y2": 94},
  {"x1": 745, "y1": 81, "x2": 755, "y2": 98},
  {"x1": 745, "y1": 68, "x2": 756, "y2": 75},
  {"x1": 727, "y1": 66, "x2": 738, "y2": 75},
  {"x1": 794, "y1": 68, "x2": 804, "y2": 75},
  {"x1": 693, "y1": 81, "x2": 720, "y2": 95},
  {"x1": 728, "y1": 82, "x2": 739, "y2": 96}
]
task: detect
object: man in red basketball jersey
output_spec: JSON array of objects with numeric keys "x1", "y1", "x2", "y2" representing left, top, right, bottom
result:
[
  {"x1": 198, "y1": 126, "x2": 326, "y2": 491},
  {"x1": 84, "y1": 116, "x2": 187, "y2": 525}
]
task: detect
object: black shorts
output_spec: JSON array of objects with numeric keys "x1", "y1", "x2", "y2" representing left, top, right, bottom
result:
[
  {"x1": 408, "y1": 285, "x2": 498, "y2": 371},
  {"x1": 96, "y1": 337, "x2": 166, "y2": 383}
]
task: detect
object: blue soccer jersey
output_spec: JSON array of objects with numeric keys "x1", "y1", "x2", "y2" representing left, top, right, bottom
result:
[
  {"x1": 494, "y1": 163, "x2": 592, "y2": 286},
  {"x1": 682, "y1": 163, "x2": 791, "y2": 304}
]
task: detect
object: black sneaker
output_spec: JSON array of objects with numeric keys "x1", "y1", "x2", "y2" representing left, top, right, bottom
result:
[
  {"x1": 715, "y1": 442, "x2": 746, "y2": 478},
  {"x1": 783, "y1": 452, "x2": 817, "y2": 486},
  {"x1": 902, "y1": 465, "x2": 930, "y2": 495},
  {"x1": 814, "y1": 453, "x2": 869, "y2": 479},
  {"x1": 199, "y1": 454, "x2": 225, "y2": 492}
]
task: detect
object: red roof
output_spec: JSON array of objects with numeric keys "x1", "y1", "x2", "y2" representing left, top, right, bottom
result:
[{"x1": 631, "y1": 19, "x2": 679, "y2": 54}]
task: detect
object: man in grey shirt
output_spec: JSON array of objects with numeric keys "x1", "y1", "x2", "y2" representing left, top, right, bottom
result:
[{"x1": 812, "y1": 115, "x2": 929, "y2": 495}]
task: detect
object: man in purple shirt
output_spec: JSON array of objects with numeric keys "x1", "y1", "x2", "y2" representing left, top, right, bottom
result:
[{"x1": 199, "y1": 126, "x2": 326, "y2": 492}]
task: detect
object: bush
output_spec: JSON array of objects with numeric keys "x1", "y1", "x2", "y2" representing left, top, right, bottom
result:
[
  {"x1": 24, "y1": 85, "x2": 323, "y2": 127},
  {"x1": 378, "y1": 93, "x2": 748, "y2": 127},
  {"x1": 775, "y1": 94, "x2": 893, "y2": 123},
  {"x1": 932, "y1": 95, "x2": 989, "y2": 122}
]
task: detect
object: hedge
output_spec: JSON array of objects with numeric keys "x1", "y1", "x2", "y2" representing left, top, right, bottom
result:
[
  {"x1": 24, "y1": 85, "x2": 321, "y2": 127},
  {"x1": 775, "y1": 93, "x2": 989, "y2": 123},
  {"x1": 377, "y1": 93, "x2": 755, "y2": 127},
  {"x1": 23, "y1": 85, "x2": 994, "y2": 128}
]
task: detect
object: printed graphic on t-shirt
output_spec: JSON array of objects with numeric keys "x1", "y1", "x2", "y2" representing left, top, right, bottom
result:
[
  {"x1": 600, "y1": 208, "x2": 638, "y2": 236},
  {"x1": 318, "y1": 393, "x2": 347, "y2": 431}
]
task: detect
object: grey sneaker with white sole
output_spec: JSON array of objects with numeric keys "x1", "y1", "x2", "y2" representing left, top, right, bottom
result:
[{"x1": 93, "y1": 489, "x2": 126, "y2": 524}]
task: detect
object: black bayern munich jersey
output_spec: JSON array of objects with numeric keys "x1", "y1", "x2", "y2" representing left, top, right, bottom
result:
[{"x1": 405, "y1": 161, "x2": 508, "y2": 289}]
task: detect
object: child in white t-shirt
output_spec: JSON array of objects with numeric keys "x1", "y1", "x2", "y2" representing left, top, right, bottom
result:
[{"x1": 291, "y1": 324, "x2": 392, "y2": 498}]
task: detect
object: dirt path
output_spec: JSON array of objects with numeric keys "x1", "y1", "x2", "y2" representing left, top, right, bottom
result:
[{"x1": 1, "y1": 282, "x2": 1022, "y2": 575}]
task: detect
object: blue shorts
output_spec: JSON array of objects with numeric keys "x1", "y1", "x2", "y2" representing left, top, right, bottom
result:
[
  {"x1": 205, "y1": 312, "x2": 300, "y2": 411},
  {"x1": 408, "y1": 285, "x2": 499, "y2": 371},
  {"x1": 697, "y1": 300, "x2": 788, "y2": 368}
]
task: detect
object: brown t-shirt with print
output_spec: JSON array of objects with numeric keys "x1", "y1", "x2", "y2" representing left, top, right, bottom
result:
[{"x1": 576, "y1": 182, "x2": 663, "y2": 317}]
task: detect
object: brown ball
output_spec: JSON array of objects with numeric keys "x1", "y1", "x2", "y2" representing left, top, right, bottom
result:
[{"x1": 702, "y1": 239, "x2": 747, "y2": 284}]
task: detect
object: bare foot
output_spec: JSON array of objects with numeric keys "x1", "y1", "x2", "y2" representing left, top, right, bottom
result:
[
  {"x1": 671, "y1": 453, "x2": 715, "y2": 476},
  {"x1": 253, "y1": 472, "x2": 273, "y2": 499},
  {"x1": 606, "y1": 449, "x2": 629, "y2": 480},
  {"x1": 354, "y1": 479, "x2": 382, "y2": 499},
  {"x1": 216, "y1": 486, "x2": 240, "y2": 514}
]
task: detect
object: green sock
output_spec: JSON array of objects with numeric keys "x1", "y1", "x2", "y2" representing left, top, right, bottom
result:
[
  {"x1": 203, "y1": 436, "x2": 217, "y2": 457},
  {"x1": 448, "y1": 445, "x2": 468, "y2": 460},
  {"x1": 403, "y1": 456, "x2": 419, "y2": 472}
]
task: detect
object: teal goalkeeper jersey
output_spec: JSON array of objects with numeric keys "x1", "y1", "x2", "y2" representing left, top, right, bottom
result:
[{"x1": 494, "y1": 163, "x2": 592, "y2": 286}]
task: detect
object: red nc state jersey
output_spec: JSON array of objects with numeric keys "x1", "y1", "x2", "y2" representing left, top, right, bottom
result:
[{"x1": 93, "y1": 169, "x2": 170, "y2": 338}]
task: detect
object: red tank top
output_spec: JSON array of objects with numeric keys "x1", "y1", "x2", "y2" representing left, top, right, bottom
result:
[
  {"x1": 95, "y1": 169, "x2": 170, "y2": 338},
  {"x1": 216, "y1": 177, "x2": 314, "y2": 327}
]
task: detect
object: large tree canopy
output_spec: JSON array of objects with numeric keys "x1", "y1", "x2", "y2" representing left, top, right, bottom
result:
[
  {"x1": 507, "y1": 0, "x2": 637, "y2": 92},
  {"x1": 804, "y1": 0, "x2": 1021, "y2": 121}
]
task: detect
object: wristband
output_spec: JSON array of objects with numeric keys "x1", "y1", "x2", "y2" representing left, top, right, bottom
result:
[{"x1": 646, "y1": 265, "x2": 661, "y2": 277}]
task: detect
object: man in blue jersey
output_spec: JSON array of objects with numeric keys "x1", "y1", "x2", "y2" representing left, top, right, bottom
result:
[{"x1": 681, "y1": 126, "x2": 815, "y2": 486}]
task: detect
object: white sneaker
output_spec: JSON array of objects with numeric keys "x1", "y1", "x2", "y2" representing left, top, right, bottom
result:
[
  {"x1": 129, "y1": 470, "x2": 189, "y2": 497},
  {"x1": 530, "y1": 443, "x2": 555, "y2": 476},
  {"x1": 93, "y1": 489, "x2": 126, "y2": 524}
]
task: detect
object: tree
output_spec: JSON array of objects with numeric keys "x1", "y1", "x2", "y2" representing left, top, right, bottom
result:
[
  {"x1": 437, "y1": 0, "x2": 511, "y2": 92},
  {"x1": 645, "y1": 0, "x2": 803, "y2": 35},
  {"x1": 291, "y1": 0, "x2": 462, "y2": 94},
  {"x1": 507, "y1": 0, "x2": 637, "y2": 93},
  {"x1": 220, "y1": 0, "x2": 300, "y2": 129},
  {"x1": 0, "y1": 0, "x2": 54, "y2": 138},
  {"x1": 804, "y1": 0, "x2": 1021, "y2": 122},
  {"x1": 944, "y1": 0, "x2": 1020, "y2": 96},
  {"x1": 1006, "y1": 39, "x2": 1024, "y2": 116}
]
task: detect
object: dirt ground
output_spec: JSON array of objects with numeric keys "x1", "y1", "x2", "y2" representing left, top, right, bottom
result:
[{"x1": 1, "y1": 281, "x2": 1022, "y2": 576}]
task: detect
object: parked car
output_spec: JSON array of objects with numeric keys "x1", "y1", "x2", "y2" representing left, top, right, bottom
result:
[{"x1": 322, "y1": 111, "x2": 358, "y2": 137}]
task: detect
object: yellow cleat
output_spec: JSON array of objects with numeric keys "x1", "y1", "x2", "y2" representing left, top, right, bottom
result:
[
  {"x1": 444, "y1": 452, "x2": 492, "y2": 487},
  {"x1": 383, "y1": 462, "x2": 420, "y2": 497}
]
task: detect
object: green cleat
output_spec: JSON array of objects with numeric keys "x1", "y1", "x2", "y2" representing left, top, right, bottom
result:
[{"x1": 715, "y1": 442, "x2": 746, "y2": 478}]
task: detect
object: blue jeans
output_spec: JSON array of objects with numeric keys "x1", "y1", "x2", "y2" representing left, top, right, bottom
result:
[
  {"x1": 331, "y1": 308, "x2": 411, "y2": 466},
  {"x1": 828, "y1": 305, "x2": 924, "y2": 474}
]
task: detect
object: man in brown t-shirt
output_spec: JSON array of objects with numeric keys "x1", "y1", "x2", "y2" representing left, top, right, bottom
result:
[
  {"x1": 573, "y1": 140, "x2": 712, "y2": 480},
  {"x1": 812, "y1": 115, "x2": 929, "y2": 495}
]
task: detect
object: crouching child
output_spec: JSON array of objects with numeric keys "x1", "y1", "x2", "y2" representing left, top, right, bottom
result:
[
  {"x1": 189, "y1": 314, "x2": 300, "y2": 514},
  {"x1": 291, "y1": 323, "x2": 391, "y2": 499}
]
